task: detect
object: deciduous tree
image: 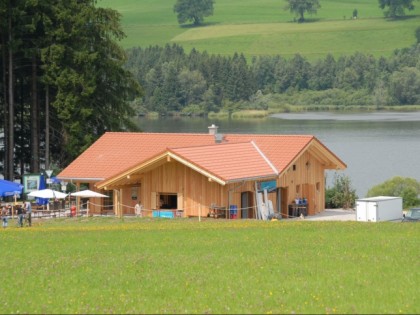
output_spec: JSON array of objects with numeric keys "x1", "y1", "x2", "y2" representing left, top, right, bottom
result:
[
  {"x1": 284, "y1": 0, "x2": 321, "y2": 23},
  {"x1": 173, "y1": 0, "x2": 214, "y2": 26},
  {"x1": 378, "y1": 0, "x2": 416, "y2": 18},
  {"x1": 389, "y1": 67, "x2": 420, "y2": 105}
]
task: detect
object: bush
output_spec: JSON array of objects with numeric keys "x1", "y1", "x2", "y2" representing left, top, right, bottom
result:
[
  {"x1": 181, "y1": 104, "x2": 206, "y2": 116},
  {"x1": 367, "y1": 176, "x2": 420, "y2": 208},
  {"x1": 325, "y1": 173, "x2": 358, "y2": 209}
]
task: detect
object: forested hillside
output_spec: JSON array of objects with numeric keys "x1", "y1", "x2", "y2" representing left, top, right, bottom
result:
[
  {"x1": 113, "y1": 0, "x2": 420, "y2": 115},
  {"x1": 126, "y1": 43, "x2": 420, "y2": 115}
]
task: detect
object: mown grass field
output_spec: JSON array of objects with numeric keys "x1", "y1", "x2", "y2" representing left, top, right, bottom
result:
[
  {"x1": 99, "y1": 0, "x2": 420, "y2": 59},
  {"x1": 1, "y1": 217, "x2": 419, "y2": 314}
]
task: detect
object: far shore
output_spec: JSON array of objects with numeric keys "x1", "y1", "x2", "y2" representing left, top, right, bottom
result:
[{"x1": 140, "y1": 107, "x2": 420, "y2": 121}]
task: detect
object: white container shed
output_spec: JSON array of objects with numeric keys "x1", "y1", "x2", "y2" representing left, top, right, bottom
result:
[{"x1": 356, "y1": 196, "x2": 403, "y2": 222}]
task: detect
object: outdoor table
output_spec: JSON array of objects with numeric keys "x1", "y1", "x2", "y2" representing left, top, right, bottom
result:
[{"x1": 288, "y1": 204, "x2": 308, "y2": 218}]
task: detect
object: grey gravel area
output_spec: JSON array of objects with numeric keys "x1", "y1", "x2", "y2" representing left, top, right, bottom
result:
[{"x1": 303, "y1": 209, "x2": 356, "y2": 221}]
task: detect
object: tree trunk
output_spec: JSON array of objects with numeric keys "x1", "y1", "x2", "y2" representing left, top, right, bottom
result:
[
  {"x1": 19, "y1": 78, "x2": 24, "y2": 177},
  {"x1": 299, "y1": 11, "x2": 305, "y2": 22},
  {"x1": 1, "y1": 33, "x2": 9, "y2": 180},
  {"x1": 7, "y1": 0, "x2": 14, "y2": 181},
  {"x1": 31, "y1": 54, "x2": 40, "y2": 173},
  {"x1": 45, "y1": 85, "x2": 49, "y2": 170}
]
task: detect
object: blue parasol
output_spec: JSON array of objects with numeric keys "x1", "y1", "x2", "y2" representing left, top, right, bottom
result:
[{"x1": 0, "y1": 179, "x2": 23, "y2": 197}]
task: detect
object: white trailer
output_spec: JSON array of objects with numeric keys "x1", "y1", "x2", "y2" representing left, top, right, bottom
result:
[{"x1": 356, "y1": 196, "x2": 403, "y2": 222}]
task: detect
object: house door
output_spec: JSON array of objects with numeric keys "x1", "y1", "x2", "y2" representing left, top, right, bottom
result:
[
  {"x1": 302, "y1": 184, "x2": 315, "y2": 215},
  {"x1": 281, "y1": 187, "x2": 288, "y2": 218},
  {"x1": 241, "y1": 191, "x2": 253, "y2": 219}
]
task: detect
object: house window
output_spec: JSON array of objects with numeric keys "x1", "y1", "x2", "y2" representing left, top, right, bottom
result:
[
  {"x1": 293, "y1": 164, "x2": 296, "y2": 171},
  {"x1": 158, "y1": 193, "x2": 178, "y2": 209}
]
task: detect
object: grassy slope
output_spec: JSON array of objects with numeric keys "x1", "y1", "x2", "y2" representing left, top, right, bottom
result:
[
  {"x1": 99, "y1": 0, "x2": 420, "y2": 60},
  {"x1": 1, "y1": 218, "x2": 419, "y2": 314}
]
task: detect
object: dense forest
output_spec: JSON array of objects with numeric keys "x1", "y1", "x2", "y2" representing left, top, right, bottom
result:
[
  {"x1": 0, "y1": 0, "x2": 140, "y2": 180},
  {"x1": 126, "y1": 42, "x2": 420, "y2": 115}
]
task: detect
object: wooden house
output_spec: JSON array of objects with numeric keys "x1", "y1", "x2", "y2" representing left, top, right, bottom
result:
[{"x1": 57, "y1": 125, "x2": 346, "y2": 219}]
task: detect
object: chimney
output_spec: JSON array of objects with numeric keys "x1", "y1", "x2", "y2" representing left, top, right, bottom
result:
[{"x1": 208, "y1": 124, "x2": 218, "y2": 135}]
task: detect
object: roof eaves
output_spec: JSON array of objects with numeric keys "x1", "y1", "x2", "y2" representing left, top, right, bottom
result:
[
  {"x1": 56, "y1": 177, "x2": 104, "y2": 182},
  {"x1": 278, "y1": 136, "x2": 315, "y2": 174},
  {"x1": 312, "y1": 137, "x2": 347, "y2": 169},
  {"x1": 225, "y1": 174, "x2": 279, "y2": 184}
]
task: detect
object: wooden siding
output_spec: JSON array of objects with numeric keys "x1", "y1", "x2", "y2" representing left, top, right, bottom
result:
[
  {"x1": 85, "y1": 143, "x2": 329, "y2": 218},
  {"x1": 278, "y1": 150, "x2": 326, "y2": 215}
]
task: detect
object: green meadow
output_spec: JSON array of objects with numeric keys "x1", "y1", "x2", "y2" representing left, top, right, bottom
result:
[
  {"x1": 1, "y1": 217, "x2": 419, "y2": 314},
  {"x1": 99, "y1": 0, "x2": 420, "y2": 59}
]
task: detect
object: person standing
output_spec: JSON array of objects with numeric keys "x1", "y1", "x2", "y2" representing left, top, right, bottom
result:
[
  {"x1": 134, "y1": 200, "x2": 143, "y2": 217},
  {"x1": 16, "y1": 203, "x2": 24, "y2": 227},
  {"x1": 1, "y1": 205, "x2": 8, "y2": 228},
  {"x1": 24, "y1": 200, "x2": 32, "y2": 227}
]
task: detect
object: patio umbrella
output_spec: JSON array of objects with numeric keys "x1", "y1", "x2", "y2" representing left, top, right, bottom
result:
[
  {"x1": 70, "y1": 190, "x2": 108, "y2": 216},
  {"x1": 28, "y1": 189, "x2": 68, "y2": 199},
  {"x1": 0, "y1": 179, "x2": 23, "y2": 197},
  {"x1": 70, "y1": 190, "x2": 108, "y2": 198}
]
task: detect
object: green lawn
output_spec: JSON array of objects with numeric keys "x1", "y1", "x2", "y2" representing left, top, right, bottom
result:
[
  {"x1": 1, "y1": 217, "x2": 419, "y2": 314},
  {"x1": 98, "y1": 0, "x2": 420, "y2": 59}
]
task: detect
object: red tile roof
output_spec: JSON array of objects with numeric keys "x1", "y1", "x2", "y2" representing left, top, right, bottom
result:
[
  {"x1": 226, "y1": 134, "x2": 314, "y2": 174},
  {"x1": 168, "y1": 141, "x2": 278, "y2": 182},
  {"x1": 58, "y1": 132, "x2": 344, "y2": 182},
  {"x1": 58, "y1": 133, "x2": 216, "y2": 180}
]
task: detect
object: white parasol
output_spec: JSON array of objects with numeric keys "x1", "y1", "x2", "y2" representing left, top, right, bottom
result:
[
  {"x1": 70, "y1": 190, "x2": 108, "y2": 217},
  {"x1": 70, "y1": 190, "x2": 109, "y2": 198},
  {"x1": 28, "y1": 189, "x2": 68, "y2": 215},
  {"x1": 28, "y1": 189, "x2": 68, "y2": 199}
]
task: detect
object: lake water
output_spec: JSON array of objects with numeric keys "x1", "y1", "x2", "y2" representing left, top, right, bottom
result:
[{"x1": 137, "y1": 112, "x2": 420, "y2": 198}]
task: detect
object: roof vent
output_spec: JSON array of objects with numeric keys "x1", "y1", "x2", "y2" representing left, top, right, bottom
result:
[
  {"x1": 215, "y1": 133, "x2": 224, "y2": 143},
  {"x1": 208, "y1": 124, "x2": 218, "y2": 135}
]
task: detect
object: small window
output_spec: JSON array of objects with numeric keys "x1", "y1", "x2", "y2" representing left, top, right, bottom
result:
[
  {"x1": 293, "y1": 164, "x2": 296, "y2": 171},
  {"x1": 131, "y1": 186, "x2": 139, "y2": 200}
]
